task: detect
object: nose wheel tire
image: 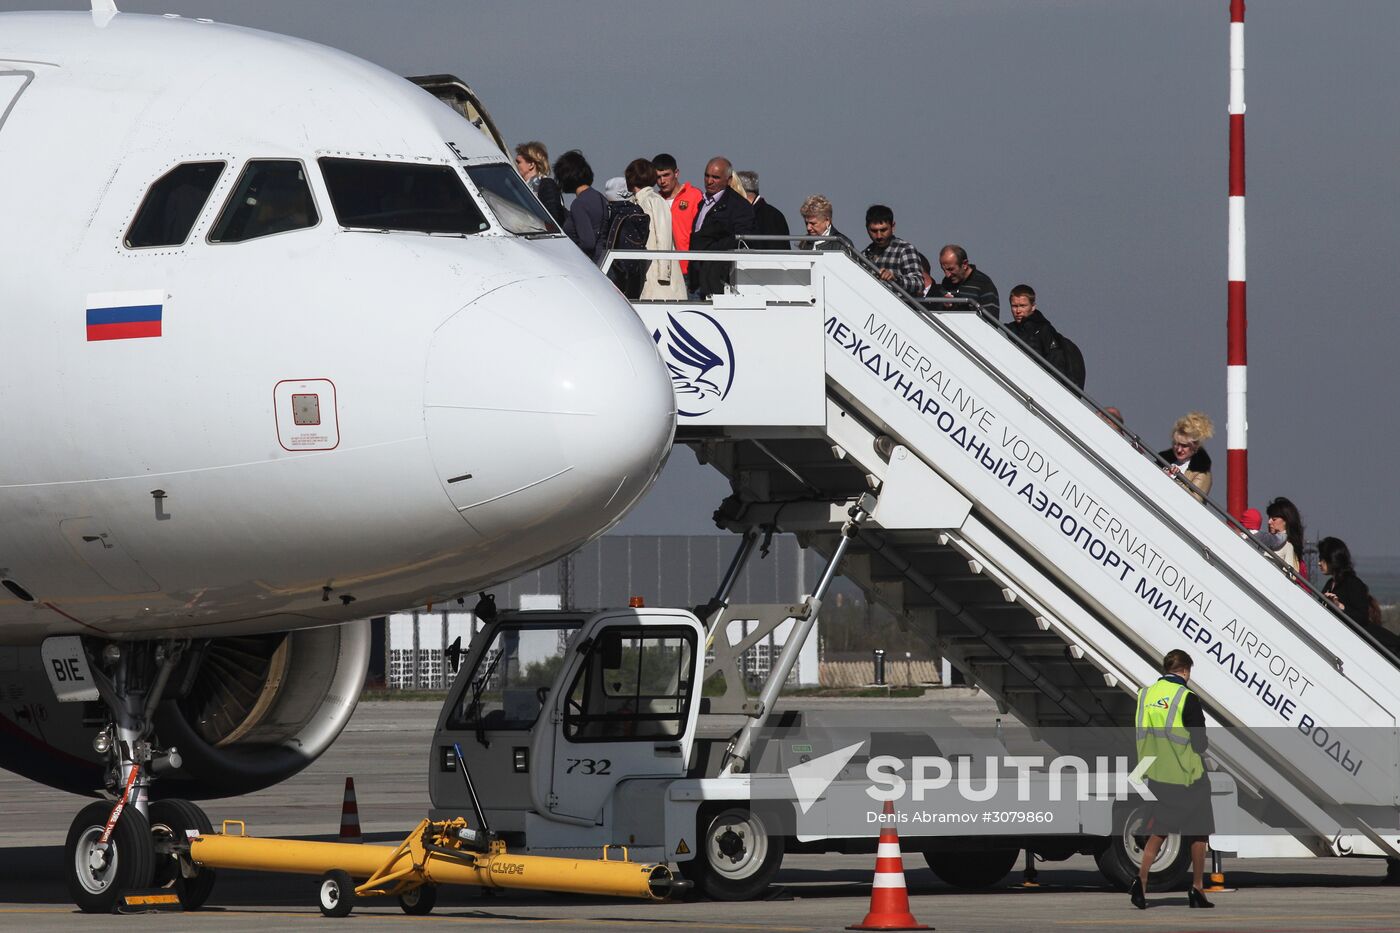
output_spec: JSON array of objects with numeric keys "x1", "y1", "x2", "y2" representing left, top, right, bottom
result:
[
  {"x1": 65, "y1": 801, "x2": 156, "y2": 914},
  {"x1": 148, "y1": 799, "x2": 217, "y2": 910},
  {"x1": 678, "y1": 806, "x2": 784, "y2": 901},
  {"x1": 318, "y1": 869, "x2": 356, "y2": 918},
  {"x1": 398, "y1": 883, "x2": 438, "y2": 915}
]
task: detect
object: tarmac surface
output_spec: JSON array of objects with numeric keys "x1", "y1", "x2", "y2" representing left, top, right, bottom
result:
[{"x1": 2, "y1": 693, "x2": 1398, "y2": 931}]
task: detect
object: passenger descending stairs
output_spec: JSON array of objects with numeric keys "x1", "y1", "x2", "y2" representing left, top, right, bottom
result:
[{"x1": 632, "y1": 246, "x2": 1400, "y2": 859}]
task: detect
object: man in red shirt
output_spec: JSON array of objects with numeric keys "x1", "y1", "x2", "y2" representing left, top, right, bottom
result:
[{"x1": 653, "y1": 153, "x2": 701, "y2": 274}]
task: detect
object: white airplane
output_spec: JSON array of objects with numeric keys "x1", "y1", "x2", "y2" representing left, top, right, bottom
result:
[{"x1": 0, "y1": 3, "x2": 675, "y2": 910}]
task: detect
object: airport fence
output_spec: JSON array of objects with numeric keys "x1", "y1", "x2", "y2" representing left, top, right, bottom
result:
[{"x1": 372, "y1": 534, "x2": 936, "y2": 691}]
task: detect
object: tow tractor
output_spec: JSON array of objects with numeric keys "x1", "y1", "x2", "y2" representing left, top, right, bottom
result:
[
  {"x1": 67, "y1": 707, "x2": 686, "y2": 917},
  {"x1": 429, "y1": 497, "x2": 1171, "y2": 899}
]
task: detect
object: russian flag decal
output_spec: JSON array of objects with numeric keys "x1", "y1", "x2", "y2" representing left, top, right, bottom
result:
[{"x1": 86, "y1": 289, "x2": 164, "y2": 342}]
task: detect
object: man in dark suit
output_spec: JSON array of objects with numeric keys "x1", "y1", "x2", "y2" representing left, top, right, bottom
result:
[
  {"x1": 686, "y1": 157, "x2": 756, "y2": 298},
  {"x1": 736, "y1": 170, "x2": 789, "y2": 250}
]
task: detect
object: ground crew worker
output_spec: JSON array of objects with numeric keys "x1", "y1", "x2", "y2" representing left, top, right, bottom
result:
[{"x1": 1131, "y1": 649, "x2": 1215, "y2": 910}]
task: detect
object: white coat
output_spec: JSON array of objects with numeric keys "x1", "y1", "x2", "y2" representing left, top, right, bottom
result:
[{"x1": 635, "y1": 186, "x2": 687, "y2": 300}]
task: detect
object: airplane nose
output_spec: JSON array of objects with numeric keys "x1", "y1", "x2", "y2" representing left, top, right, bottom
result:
[{"x1": 424, "y1": 275, "x2": 675, "y2": 549}]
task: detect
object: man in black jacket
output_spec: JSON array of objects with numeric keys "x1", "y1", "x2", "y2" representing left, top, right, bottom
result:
[
  {"x1": 1007, "y1": 284, "x2": 1070, "y2": 379},
  {"x1": 934, "y1": 244, "x2": 1000, "y2": 320},
  {"x1": 686, "y1": 157, "x2": 756, "y2": 298},
  {"x1": 736, "y1": 170, "x2": 789, "y2": 249}
]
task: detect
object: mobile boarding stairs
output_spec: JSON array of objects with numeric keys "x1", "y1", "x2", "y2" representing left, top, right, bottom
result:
[{"x1": 611, "y1": 240, "x2": 1400, "y2": 865}]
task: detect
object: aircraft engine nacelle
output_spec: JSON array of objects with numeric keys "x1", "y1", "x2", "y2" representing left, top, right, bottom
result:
[{"x1": 0, "y1": 622, "x2": 370, "y2": 799}]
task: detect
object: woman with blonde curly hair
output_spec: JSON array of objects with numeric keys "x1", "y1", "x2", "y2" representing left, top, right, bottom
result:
[
  {"x1": 1160, "y1": 412, "x2": 1214, "y2": 499},
  {"x1": 513, "y1": 141, "x2": 566, "y2": 226}
]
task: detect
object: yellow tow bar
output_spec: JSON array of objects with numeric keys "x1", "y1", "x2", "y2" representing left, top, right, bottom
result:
[{"x1": 188, "y1": 818, "x2": 685, "y2": 916}]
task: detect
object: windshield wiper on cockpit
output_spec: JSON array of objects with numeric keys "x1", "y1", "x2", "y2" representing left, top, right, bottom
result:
[{"x1": 468, "y1": 647, "x2": 504, "y2": 748}]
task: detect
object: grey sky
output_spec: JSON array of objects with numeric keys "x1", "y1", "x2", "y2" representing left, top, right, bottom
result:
[{"x1": 8, "y1": 0, "x2": 1399, "y2": 555}]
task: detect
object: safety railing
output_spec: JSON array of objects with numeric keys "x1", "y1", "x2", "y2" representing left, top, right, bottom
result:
[
  {"x1": 606, "y1": 242, "x2": 1395, "y2": 672},
  {"x1": 752, "y1": 241, "x2": 1376, "y2": 671}
]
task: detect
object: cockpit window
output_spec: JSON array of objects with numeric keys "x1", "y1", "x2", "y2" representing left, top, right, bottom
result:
[
  {"x1": 465, "y1": 163, "x2": 560, "y2": 236},
  {"x1": 125, "y1": 161, "x2": 225, "y2": 248},
  {"x1": 318, "y1": 158, "x2": 490, "y2": 235},
  {"x1": 209, "y1": 160, "x2": 318, "y2": 244}
]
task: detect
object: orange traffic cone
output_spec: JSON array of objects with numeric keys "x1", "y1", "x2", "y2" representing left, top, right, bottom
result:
[
  {"x1": 847, "y1": 799, "x2": 930, "y2": 931},
  {"x1": 339, "y1": 776, "x2": 362, "y2": 843}
]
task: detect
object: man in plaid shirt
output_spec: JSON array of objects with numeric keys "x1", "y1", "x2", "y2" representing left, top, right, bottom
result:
[{"x1": 862, "y1": 204, "x2": 924, "y2": 296}]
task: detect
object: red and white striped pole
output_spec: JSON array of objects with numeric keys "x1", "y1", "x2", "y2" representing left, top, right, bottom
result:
[{"x1": 1226, "y1": 0, "x2": 1247, "y2": 519}]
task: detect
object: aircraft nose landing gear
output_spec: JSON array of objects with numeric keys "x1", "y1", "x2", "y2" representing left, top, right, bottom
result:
[{"x1": 60, "y1": 639, "x2": 217, "y2": 913}]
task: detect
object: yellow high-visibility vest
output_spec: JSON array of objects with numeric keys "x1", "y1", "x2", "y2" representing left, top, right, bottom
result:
[{"x1": 1135, "y1": 677, "x2": 1204, "y2": 786}]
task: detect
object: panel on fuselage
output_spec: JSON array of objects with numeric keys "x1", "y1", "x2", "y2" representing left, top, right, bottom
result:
[{"x1": 58, "y1": 518, "x2": 159, "y2": 595}]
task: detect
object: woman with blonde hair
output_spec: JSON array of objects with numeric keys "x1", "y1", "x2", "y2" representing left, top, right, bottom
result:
[
  {"x1": 513, "y1": 141, "x2": 566, "y2": 225},
  {"x1": 1160, "y1": 412, "x2": 1214, "y2": 499},
  {"x1": 727, "y1": 171, "x2": 749, "y2": 201}
]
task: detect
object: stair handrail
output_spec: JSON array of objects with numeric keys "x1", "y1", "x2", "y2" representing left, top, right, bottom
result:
[
  {"x1": 611, "y1": 242, "x2": 1391, "y2": 673},
  {"x1": 808, "y1": 250, "x2": 1389, "y2": 674}
]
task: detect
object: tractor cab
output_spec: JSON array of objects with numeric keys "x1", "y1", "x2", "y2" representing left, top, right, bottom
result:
[{"x1": 429, "y1": 607, "x2": 705, "y2": 838}]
